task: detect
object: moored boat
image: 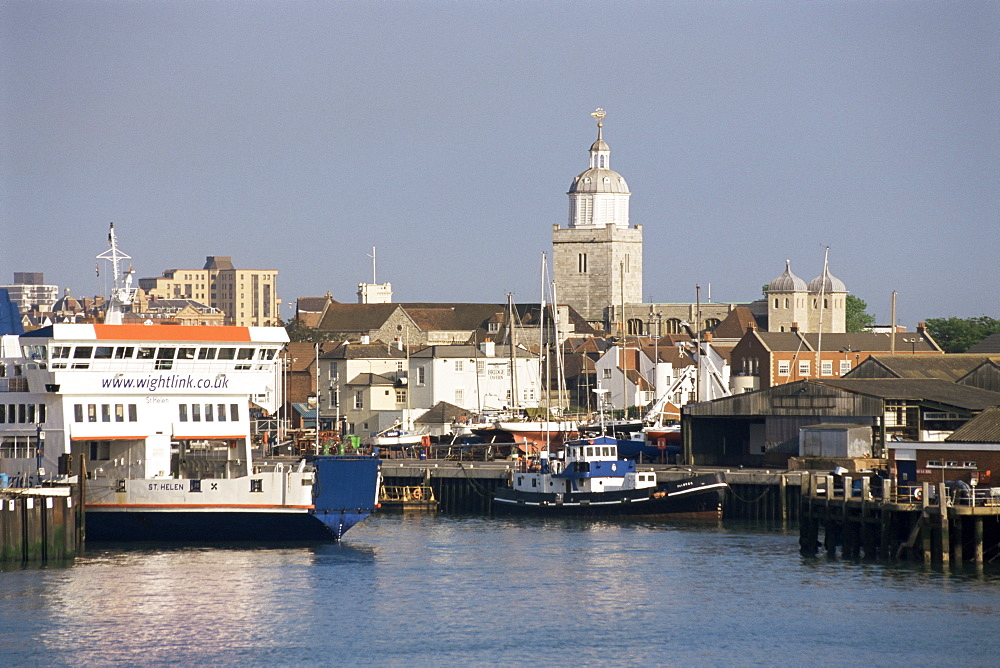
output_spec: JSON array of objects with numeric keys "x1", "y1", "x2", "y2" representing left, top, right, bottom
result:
[
  {"x1": 492, "y1": 434, "x2": 726, "y2": 518},
  {"x1": 0, "y1": 225, "x2": 381, "y2": 542}
]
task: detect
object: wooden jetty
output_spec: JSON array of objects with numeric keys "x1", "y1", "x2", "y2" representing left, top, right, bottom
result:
[
  {"x1": 799, "y1": 472, "x2": 1000, "y2": 567},
  {"x1": 1, "y1": 487, "x2": 82, "y2": 563}
]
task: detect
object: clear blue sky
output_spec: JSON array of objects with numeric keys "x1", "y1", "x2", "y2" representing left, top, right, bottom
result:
[{"x1": 2, "y1": 1, "x2": 997, "y2": 328}]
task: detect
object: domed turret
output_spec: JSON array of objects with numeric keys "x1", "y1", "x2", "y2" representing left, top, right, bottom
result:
[
  {"x1": 808, "y1": 267, "x2": 847, "y2": 293},
  {"x1": 568, "y1": 122, "x2": 629, "y2": 195},
  {"x1": 768, "y1": 260, "x2": 808, "y2": 293}
]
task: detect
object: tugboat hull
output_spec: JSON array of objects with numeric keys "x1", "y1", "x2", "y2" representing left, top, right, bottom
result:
[{"x1": 493, "y1": 472, "x2": 726, "y2": 519}]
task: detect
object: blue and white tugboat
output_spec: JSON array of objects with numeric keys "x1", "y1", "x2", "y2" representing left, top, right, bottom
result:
[{"x1": 493, "y1": 390, "x2": 726, "y2": 518}]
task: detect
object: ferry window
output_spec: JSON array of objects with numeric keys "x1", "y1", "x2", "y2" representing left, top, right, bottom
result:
[
  {"x1": 94, "y1": 346, "x2": 113, "y2": 359},
  {"x1": 1, "y1": 406, "x2": 7, "y2": 422},
  {"x1": 128, "y1": 404, "x2": 137, "y2": 421},
  {"x1": 192, "y1": 404, "x2": 201, "y2": 422},
  {"x1": 198, "y1": 348, "x2": 217, "y2": 360},
  {"x1": 88, "y1": 404, "x2": 97, "y2": 422},
  {"x1": 156, "y1": 348, "x2": 176, "y2": 359},
  {"x1": 38, "y1": 405, "x2": 45, "y2": 423},
  {"x1": 101, "y1": 405, "x2": 110, "y2": 422},
  {"x1": 114, "y1": 346, "x2": 135, "y2": 359},
  {"x1": 250, "y1": 479, "x2": 263, "y2": 493},
  {"x1": 71, "y1": 362, "x2": 90, "y2": 370},
  {"x1": 237, "y1": 348, "x2": 254, "y2": 360},
  {"x1": 90, "y1": 441, "x2": 110, "y2": 461},
  {"x1": 179, "y1": 405, "x2": 188, "y2": 421},
  {"x1": 52, "y1": 346, "x2": 71, "y2": 359},
  {"x1": 115, "y1": 404, "x2": 124, "y2": 422},
  {"x1": 24, "y1": 404, "x2": 34, "y2": 423},
  {"x1": 177, "y1": 348, "x2": 196, "y2": 360},
  {"x1": 74, "y1": 346, "x2": 93, "y2": 359},
  {"x1": 6, "y1": 404, "x2": 13, "y2": 423},
  {"x1": 137, "y1": 347, "x2": 155, "y2": 359},
  {"x1": 217, "y1": 348, "x2": 236, "y2": 360},
  {"x1": 230, "y1": 404, "x2": 239, "y2": 421},
  {"x1": 259, "y1": 348, "x2": 277, "y2": 360},
  {"x1": 155, "y1": 359, "x2": 173, "y2": 370},
  {"x1": 217, "y1": 404, "x2": 226, "y2": 421},
  {"x1": 586, "y1": 447, "x2": 593, "y2": 457},
  {"x1": 74, "y1": 404, "x2": 83, "y2": 422},
  {"x1": 204, "y1": 404, "x2": 214, "y2": 421}
]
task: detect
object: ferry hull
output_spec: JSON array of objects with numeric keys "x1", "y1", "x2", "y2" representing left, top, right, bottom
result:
[
  {"x1": 493, "y1": 473, "x2": 726, "y2": 519},
  {"x1": 85, "y1": 456, "x2": 381, "y2": 542}
]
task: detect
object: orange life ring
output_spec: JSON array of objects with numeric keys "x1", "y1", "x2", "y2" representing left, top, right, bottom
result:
[
  {"x1": 912, "y1": 487, "x2": 922, "y2": 500},
  {"x1": 421, "y1": 435, "x2": 431, "y2": 447},
  {"x1": 411, "y1": 487, "x2": 423, "y2": 500}
]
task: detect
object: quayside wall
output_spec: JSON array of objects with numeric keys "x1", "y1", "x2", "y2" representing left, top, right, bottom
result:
[{"x1": 379, "y1": 459, "x2": 805, "y2": 521}]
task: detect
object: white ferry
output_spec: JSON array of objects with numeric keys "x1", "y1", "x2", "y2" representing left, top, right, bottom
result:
[{"x1": 0, "y1": 226, "x2": 380, "y2": 542}]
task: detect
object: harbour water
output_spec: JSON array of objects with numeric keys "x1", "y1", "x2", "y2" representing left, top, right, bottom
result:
[{"x1": 2, "y1": 514, "x2": 999, "y2": 666}]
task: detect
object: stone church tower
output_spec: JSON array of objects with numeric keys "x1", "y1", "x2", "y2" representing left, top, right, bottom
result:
[{"x1": 552, "y1": 111, "x2": 642, "y2": 328}]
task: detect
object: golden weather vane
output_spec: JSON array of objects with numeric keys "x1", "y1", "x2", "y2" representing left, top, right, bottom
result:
[{"x1": 590, "y1": 108, "x2": 606, "y2": 122}]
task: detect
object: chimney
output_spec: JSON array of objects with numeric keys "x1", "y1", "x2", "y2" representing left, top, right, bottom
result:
[
  {"x1": 916, "y1": 321, "x2": 926, "y2": 333},
  {"x1": 791, "y1": 322, "x2": 799, "y2": 333},
  {"x1": 480, "y1": 338, "x2": 496, "y2": 357},
  {"x1": 703, "y1": 332, "x2": 714, "y2": 343},
  {"x1": 746, "y1": 322, "x2": 757, "y2": 334}
]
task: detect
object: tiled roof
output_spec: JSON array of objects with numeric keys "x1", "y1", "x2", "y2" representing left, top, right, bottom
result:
[
  {"x1": 968, "y1": 333, "x2": 1000, "y2": 354},
  {"x1": 415, "y1": 401, "x2": 467, "y2": 425},
  {"x1": 711, "y1": 307, "x2": 759, "y2": 339}
]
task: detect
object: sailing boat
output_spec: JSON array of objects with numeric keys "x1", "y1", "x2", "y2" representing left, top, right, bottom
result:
[{"x1": 494, "y1": 255, "x2": 578, "y2": 453}]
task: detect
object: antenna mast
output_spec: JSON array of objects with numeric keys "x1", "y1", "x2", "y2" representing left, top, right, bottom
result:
[{"x1": 96, "y1": 222, "x2": 136, "y2": 325}]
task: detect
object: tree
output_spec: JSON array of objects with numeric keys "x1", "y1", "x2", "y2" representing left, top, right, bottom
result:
[
  {"x1": 284, "y1": 319, "x2": 325, "y2": 342},
  {"x1": 924, "y1": 316, "x2": 1000, "y2": 353},
  {"x1": 845, "y1": 295, "x2": 876, "y2": 333}
]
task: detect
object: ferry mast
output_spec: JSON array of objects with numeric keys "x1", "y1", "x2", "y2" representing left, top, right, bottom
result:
[{"x1": 96, "y1": 222, "x2": 136, "y2": 325}]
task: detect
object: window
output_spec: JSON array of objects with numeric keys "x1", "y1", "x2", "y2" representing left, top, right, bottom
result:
[
  {"x1": 192, "y1": 404, "x2": 201, "y2": 422},
  {"x1": 204, "y1": 404, "x2": 213, "y2": 421},
  {"x1": 115, "y1": 405, "x2": 124, "y2": 422},
  {"x1": 128, "y1": 404, "x2": 137, "y2": 421},
  {"x1": 454, "y1": 360, "x2": 464, "y2": 372},
  {"x1": 89, "y1": 441, "x2": 111, "y2": 461},
  {"x1": 578, "y1": 253, "x2": 588, "y2": 273},
  {"x1": 455, "y1": 389, "x2": 464, "y2": 405},
  {"x1": 840, "y1": 360, "x2": 852, "y2": 375},
  {"x1": 179, "y1": 405, "x2": 188, "y2": 422},
  {"x1": 137, "y1": 347, "x2": 155, "y2": 359},
  {"x1": 74, "y1": 346, "x2": 93, "y2": 359},
  {"x1": 230, "y1": 404, "x2": 239, "y2": 421},
  {"x1": 218, "y1": 404, "x2": 226, "y2": 421},
  {"x1": 798, "y1": 360, "x2": 810, "y2": 376},
  {"x1": 250, "y1": 479, "x2": 263, "y2": 493},
  {"x1": 198, "y1": 348, "x2": 217, "y2": 360},
  {"x1": 417, "y1": 366, "x2": 426, "y2": 385},
  {"x1": 88, "y1": 404, "x2": 97, "y2": 422},
  {"x1": 217, "y1": 348, "x2": 236, "y2": 360},
  {"x1": 777, "y1": 360, "x2": 790, "y2": 376},
  {"x1": 74, "y1": 404, "x2": 84, "y2": 422},
  {"x1": 101, "y1": 404, "x2": 111, "y2": 422},
  {"x1": 177, "y1": 348, "x2": 195, "y2": 360},
  {"x1": 237, "y1": 348, "x2": 255, "y2": 360},
  {"x1": 94, "y1": 346, "x2": 113, "y2": 359},
  {"x1": 114, "y1": 346, "x2": 134, "y2": 359},
  {"x1": 395, "y1": 389, "x2": 406, "y2": 404},
  {"x1": 821, "y1": 361, "x2": 832, "y2": 376},
  {"x1": 354, "y1": 392, "x2": 363, "y2": 410},
  {"x1": 477, "y1": 360, "x2": 484, "y2": 374},
  {"x1": 602, "y1": 368, "x2": 612, "y2": 379}
]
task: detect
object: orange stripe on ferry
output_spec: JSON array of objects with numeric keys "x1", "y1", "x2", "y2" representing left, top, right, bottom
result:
[{"x1": 92, "y1": 324, "x2": 253, "y2": 342}]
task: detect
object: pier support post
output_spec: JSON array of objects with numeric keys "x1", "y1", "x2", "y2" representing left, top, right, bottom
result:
[
  {"x1": 953, "y1": 515, "x2": 963, "y2": 565},
  {"x1": 938, "y1": 482, "x2": 950, "y2": 567},
  {"x1": 974, "y1": 517, "x2": 984, "y2": 566}
]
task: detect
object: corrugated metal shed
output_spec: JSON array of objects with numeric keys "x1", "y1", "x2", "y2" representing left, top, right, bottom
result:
[{"x1": 947, "y1": 406, "x2": 1000, "y2": 443}]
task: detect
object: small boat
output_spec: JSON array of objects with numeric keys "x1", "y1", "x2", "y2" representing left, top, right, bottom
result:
[
  {"x1": 492, "y1": 434, "x2": 727, "y2": 518},
  {"x1": 378, "y1": 484, "x2": 438, "y2": 512}
]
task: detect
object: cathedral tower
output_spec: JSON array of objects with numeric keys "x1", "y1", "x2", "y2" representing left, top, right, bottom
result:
[{"x1": 552, "y1": 110, "x2": 642, "y2": 328}]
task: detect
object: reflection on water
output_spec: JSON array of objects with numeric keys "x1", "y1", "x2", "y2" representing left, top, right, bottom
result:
[{"x1": 1, "y1": 514, "x2": 998, "y2": 666}]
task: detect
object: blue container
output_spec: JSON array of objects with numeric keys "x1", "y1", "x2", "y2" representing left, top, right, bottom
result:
[{"x1": 0, "y1": 472, "x2": 8, "y2": 489}]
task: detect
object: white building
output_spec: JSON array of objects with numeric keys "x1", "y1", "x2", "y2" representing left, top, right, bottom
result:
[
  {"x1": 407, "y1": 340, "x2": 541, "y2": 414},
  {"x1": 1, "y1": 272, "x2": 59, "y2": 312}
]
